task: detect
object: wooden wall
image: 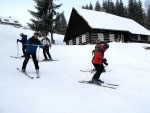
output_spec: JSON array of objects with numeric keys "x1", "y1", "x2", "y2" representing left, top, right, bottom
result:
[{"x1": 67, "y1": 30, "x2": 150, "y2": 45}]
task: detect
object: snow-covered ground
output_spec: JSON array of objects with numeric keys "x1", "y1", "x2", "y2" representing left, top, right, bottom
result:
[{"x1": 0, "y1": 24, "x2": 150, "y2": 113}]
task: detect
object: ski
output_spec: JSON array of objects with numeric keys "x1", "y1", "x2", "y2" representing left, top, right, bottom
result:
[
  {"x1": 10, "y1": 56, "x2": 23, "y2": 59},
  {"x1": 17, "y1": 68, "x2": 34, "y2": 79},
  {"x1": 39, "y1": 59, "x2": 59, "y2": 62},
  {"x1": 80, "y1": 69, "x2": 111, "y2": 73},
  {"x1": 80, "y1": 70, "x2": 93, "y2": 72},
  {"x1": 78, "y1": 80, "x2": 118, "y2": 89},
  {"x1": 79, "y1": 80, "x2": 118, "y2": 86}
]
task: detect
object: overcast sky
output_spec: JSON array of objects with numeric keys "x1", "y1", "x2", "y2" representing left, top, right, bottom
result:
[{"x1": 0, "y1": 0, "x2": 146, "y2": 26}]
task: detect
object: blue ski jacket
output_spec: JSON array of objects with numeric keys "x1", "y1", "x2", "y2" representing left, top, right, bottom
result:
[
  {"x1": 26, "y1": 36, "x2": 43, "y2": 54},
  {"x1": 18, "y1": 35, "x2": 27, "y2": 47}
]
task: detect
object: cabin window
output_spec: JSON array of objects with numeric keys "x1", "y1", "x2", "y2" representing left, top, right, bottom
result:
[
  {"x1": 98, "y1": 33, "x2": 104, "y2": 41},
  {"x1": 138, "y1": 35, "x2": 141, "y2": 40},
  {"x1": 148, "y1": 36, "x2": 150, "y2": 41},
  {"x1": 69, "y1": 40, "x2": 73, "y2": 45},
  {"x1": 82, "y1": 35, "x2": 86, "y2": 43},
  {"x1": 109, "y1": 34, "x2": 114, "y2": 41},
  {"x1": 76, "y1": 37, "x2": 79, "y2": 45},
  {"x1": 14, "y1": 21, "x2": 18, "y2": 23},
  {"x1": 121, "y1": 34, "x2": 124, "y2": 42},
  {"x1": 141, "y1": 35, "x2": 148, "y2": 41},
  {"x1": 4, "y1": 19, "x2": 9, "y2": 21}
]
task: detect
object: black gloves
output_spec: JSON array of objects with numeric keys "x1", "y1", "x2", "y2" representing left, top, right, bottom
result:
[
  {"x1": 102, "y1": 58, "x2": 108, "y2": 66},
  {"x1": 102, "y1": 58, "x2": 107, "y2": 62},
  {"x1": 17, "y1": 39, "x2": 19, "y2": 43},
  {"x1": 103, "y1": 62, "x2": 108, "y2": 66}
]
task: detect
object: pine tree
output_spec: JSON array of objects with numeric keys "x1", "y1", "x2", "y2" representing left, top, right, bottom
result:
[
  {"x1": 94, "y1": 0, "x2": 101, "y2": 11},
  {"x1": 128, "y1": 0, "x2": 136, "y2": 20},
  {"x1": 147, "y1": 5, "x2": 150, "y2": 29},
  {"x1": 128, "y1": 0, "x2": 145, "y2": 27},
  {"x1": 109, "y1": 0, "x2": 115, "y2": 14},
  {"x1": 82, "y1": 6, "x2": 86, "y2": 9},
  {"x1": 54, "y1": 13, "x2": 67, "y2": 35},
  {"x1": 136, "y1": 0, "x2": 144, "y2": 26},
  {"x1": 115, "y1": 0, "x2": 126, "y2": 17},
  {"x1": 85, "y1": 4, "x2": 89, "y2": 9},
  {"x1": 102, "y1": 0, "x2": 115, "y2": 14},
  {"x1": 124, "y1": 6, "x2": 128, "y2": 17},
  {"x1": 89, "y1": 2, "x2": 93, "y2": 10},
  {"x1": 115, "y1": 0, "x2": 120, "y2": 15},
  {"x1": 28, "y1": 0, "x2": 62, "y2": 44}
]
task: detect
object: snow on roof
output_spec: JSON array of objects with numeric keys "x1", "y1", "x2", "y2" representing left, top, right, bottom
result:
[
  {"x1": 75, "y1": 8, "x2": 150, "y2": 36},
  {"x1": 0, "y1": 16, "x2": 21, "y2": 25}
]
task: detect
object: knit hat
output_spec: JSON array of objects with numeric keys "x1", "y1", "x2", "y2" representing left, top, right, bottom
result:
[{"x1": 20, "y1": 33, "x2": 24, "y2": 37}]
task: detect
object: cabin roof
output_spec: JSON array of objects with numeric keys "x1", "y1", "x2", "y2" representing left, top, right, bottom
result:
[{"x1": 75, "y1": 8, "x2": 150, "y2": 35}]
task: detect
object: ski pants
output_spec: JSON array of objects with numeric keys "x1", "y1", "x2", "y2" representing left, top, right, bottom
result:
[
  {"x1": 22, "y1": 46, "x2": 26, "y2": 55},
  {"x1": 92, "y1": 64, "x2": 104, "y2": 80},
  {"x1": 43, "y1": 48, "x2": 52, "y2": 59},
  {"x1": 22, "y1": 53, "x2": 39, "y2": 70}
]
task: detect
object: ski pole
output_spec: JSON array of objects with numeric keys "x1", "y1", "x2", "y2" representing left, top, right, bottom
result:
[
  {"x1": 37, "y1": 47, "x2": 40, "y2": 61},
  {"x1": 17, "y1": 41, "x2": 19, "y2": 57}
]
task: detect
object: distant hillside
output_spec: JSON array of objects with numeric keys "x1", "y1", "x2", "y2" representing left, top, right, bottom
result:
[{"x1": 0, "y1": 24, "x2": 65, "y2": 45}]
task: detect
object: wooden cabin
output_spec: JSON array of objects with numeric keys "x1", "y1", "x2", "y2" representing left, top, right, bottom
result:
[
  {"x1": 64, "y1": 8, "x2": 150, "y2": 45},
  {"x1": 0, "y1": 16, "x2": 22, "y2": 27}
]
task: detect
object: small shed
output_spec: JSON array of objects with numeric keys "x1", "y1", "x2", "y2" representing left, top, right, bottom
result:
[
  {"x1": 64, "y1": 8, "x2": 150, "y2": 45},
  {"x1": 0, "y1": 16, "x2": 22, "y2": 26}
]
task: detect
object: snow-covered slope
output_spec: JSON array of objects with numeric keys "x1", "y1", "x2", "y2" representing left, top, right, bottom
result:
[{"x1": 0, "y1": 24, "x2": 150, "y2": 113}]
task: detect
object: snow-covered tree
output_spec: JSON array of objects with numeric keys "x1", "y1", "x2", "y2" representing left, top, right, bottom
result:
[{"x1": 28, "y1": 0, "x2": 62, "y2": 44}]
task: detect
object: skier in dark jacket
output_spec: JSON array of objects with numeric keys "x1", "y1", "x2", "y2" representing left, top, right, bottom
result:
[
  {"x1": 91, "y1": 43, "x2": 109, "y2": 84},
  {"x1": 41, "y1": 33, "x2": 52, "y2": 61},
  {"x1": 17, "y1": 33, "x2": 27, "y2": 57},
  {"x1": 22, "y1": 32, "x2": 43, "y2": 77}
]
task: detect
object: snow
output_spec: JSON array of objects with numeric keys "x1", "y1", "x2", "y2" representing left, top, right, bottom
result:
[
  {"x1": 0, "y1": 24, "x2": 150, "y2": 113},
  {"x1": 75, "y1": 8, "x2": 150, "y2": 35}
]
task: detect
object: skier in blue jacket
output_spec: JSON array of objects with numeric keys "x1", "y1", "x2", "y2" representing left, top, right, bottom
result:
[
  {"x1": 17, "y1": 33, "x2": 27, "y2": 57},
  {"x1": 22, "y1": 32, "x2": 43, "y2": 77}
]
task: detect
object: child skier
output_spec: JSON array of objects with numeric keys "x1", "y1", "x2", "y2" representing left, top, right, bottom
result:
[
  {"x1": 91, "y1": 43, "x2": 109, "y2": 83},
  {"x1": 41, "y1": 33, "x2": 52, "y2": 61},
  {"x1": 17, "y1": 33, "x2": 27, "y2": 57}
]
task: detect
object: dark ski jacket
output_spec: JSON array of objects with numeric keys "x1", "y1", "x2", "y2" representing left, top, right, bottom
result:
[
  {"x1": 18, "y1": 35, "x2": 27, "y2": 47},
  {"x1": 26, "y1": 36, "x2": 43, "y2": 54}
]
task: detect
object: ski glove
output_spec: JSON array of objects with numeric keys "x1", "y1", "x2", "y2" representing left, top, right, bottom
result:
[
  {"x1": 102, "y1": 58, "x2": 107, "y2": 62},
  {"x1": 103, "y1": 62, "x2": 108, "y2": 66},
  {"x1": 102, "y1": 58, "x2": 108, "y2": 66},
  {"x1": 17, "y1": 39, "x2": 19, "y2": 43}
]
